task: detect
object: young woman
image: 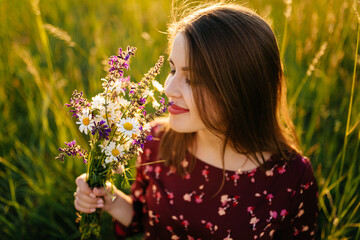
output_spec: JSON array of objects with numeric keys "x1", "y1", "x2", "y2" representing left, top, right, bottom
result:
[{"x1": 74, "y1": 3, "x2": 319, "y2": 239}]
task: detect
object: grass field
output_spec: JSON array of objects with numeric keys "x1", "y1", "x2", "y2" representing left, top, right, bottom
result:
[{"x1": 0, "y1": 0, "x2": 359, "y2": 239}]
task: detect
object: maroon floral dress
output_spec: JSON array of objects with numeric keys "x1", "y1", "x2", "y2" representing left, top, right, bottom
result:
[{"x1": 114, "y1": 124, "x2": 319, "y2": 239}]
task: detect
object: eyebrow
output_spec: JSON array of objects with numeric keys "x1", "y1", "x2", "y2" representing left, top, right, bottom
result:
[{"x1": 168, "y1": 58, "x2": 189, "y2": 71}]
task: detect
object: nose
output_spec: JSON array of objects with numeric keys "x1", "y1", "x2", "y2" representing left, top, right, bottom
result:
[{"x1": 164, "y1": 74, "x2": 181, "y2": 98}]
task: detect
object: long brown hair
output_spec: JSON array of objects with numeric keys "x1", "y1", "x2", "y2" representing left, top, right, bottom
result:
[{"x1": 160, "y1": 2, "x2": 300, "y2": 177}]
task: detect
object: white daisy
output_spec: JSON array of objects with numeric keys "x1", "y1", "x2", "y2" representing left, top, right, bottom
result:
[
  {"x1": 95, "y1": 101, "x2": 119, "y2": 124},
  {"x1": 104, "y1": 141, "x2": 124, "y2": 164},
  {"x1": 116, "y1": 117, "x2": 140, "y2": 138},
  {"x1": 91, "y1": 94, "x2": 105, "y2": 110},
  {"x1": 76, "y1": 108, "x2": 93, "y2": 134},
  {"x1": 110, "y1": 79, "x2": 126, "y2": 96},
  {"x1": 99, "y1": 140, "x2": 109, "y2": 153},
  {"x1": 152, "y1": 80, "x2": 164, "y2": 92}
]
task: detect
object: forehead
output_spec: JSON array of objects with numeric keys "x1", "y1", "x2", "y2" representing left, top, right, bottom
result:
[{"x1": 169, "y1": 33, "x2": 188, "y2": 66}]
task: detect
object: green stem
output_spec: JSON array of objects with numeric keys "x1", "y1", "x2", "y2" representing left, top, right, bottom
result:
[
  {"x1": 337, "y1": 16, "x2": 360, "y2": 218},
  {"x1": 340, "y1": 18, "x2": 359, "y2": 179},
  {"x1": 280, "y1": 17, "x2": 288, "y2": 62}
]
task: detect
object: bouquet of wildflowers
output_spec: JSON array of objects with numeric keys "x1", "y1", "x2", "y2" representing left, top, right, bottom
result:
[{"x1": 56, "y1": 47, "x2": 170, "y2": 240}]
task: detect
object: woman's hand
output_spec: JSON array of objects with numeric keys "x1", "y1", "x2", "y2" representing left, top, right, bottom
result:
[
  {"x1": 74, "y1": 173, "x2": 134, "y2": 226},
  {"x1": 74, "y1": 173, "x2": 117, "y2": 213}
]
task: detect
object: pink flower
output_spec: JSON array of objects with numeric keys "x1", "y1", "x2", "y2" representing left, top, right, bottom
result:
[
  {"x1": 247, "y1": 206, "x2": 255, "y2": 213},
  {"x1": 195, "y1": 195, "x2": 203, "y2": 203},
  {"x1": 167, "y1": 192, "x2": 174, "y2": 199},
  {"x1": 156, "y1": 192, "x2": 161, "y2": 199},
  {"x1": 181, "y1": 220, "x2": 189, "y2": 227},
  {"x1": 293, "y1": 228, "x2": 300, "y2": 236},
  {"x1": 277, "y1": 166, "x2": 286, "y2": 174},
  {"x1": 270, "y1": 210, "x2": 277, "y2": 219},
  {"x1": 206, "y1": 222, "x2": 213, "y2": 229},
  {"x1": 145, "y1": 148, "x2": 151, "y2": 157},
  {"x1": 231, "y1": 174, "x2": 239, "y2": 180},
  {"x1": 155, "y1": 166, "x2": 162, "y2": 173},
  {"x1": 303, "y1": 182, "x2": 310, "y2": 190},
  {"x1": 144, "y1": 165, "x2": 153, "y2": 173},
  {"x1": 280, "y1": 209, "x2": 288, "y2": 217},
  {"x1": 266, "y1": 194, "x2": 274, "y2": 200},
  {"x1": 202, "y1": 169, "x2": 209, "y2": 176}
]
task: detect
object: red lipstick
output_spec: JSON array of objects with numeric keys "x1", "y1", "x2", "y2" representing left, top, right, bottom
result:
[{"x1": 168, "y1": 104, "x2": 189, "y2": 115}]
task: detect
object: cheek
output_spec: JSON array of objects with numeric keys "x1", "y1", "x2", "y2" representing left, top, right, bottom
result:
[{"x1": 164, "y1": 76, "x2": 170, "y2": 96}]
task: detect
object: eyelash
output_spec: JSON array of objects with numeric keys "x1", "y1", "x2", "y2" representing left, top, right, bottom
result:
[{"x1": 169, "y1": 69, "x2": 191, "y2": 85}]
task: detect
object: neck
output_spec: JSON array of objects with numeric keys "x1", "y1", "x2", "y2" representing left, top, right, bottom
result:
[{"x1": 192, "y1": 129, "x2": 271, "y2": 172}]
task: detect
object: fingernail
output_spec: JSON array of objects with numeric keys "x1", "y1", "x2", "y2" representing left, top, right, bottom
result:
[
  {"x1": 97, "y1": 199, "x2": 104, "y2": 204},
  {"x1": 90, "y1": 193, "x2": 96, "y2": 198},
  {"x1": 90, "y1": 208, "x2": 96, "y2": 212},
  {"x1": 97, "y1": 203, "x2": 104, "y2": 208}
]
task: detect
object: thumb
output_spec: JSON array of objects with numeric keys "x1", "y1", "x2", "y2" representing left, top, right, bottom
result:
[
  {"x1": 93, "y1": 182, "x2": 115, "y2": 201},
  {"x1": 93, "y1": 187, "x2": 106, "y2": 196}
]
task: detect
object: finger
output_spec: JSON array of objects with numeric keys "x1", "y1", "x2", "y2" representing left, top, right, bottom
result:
[
  {"x1": 75, "y1": 193, "x2": 103, "y2": 210},
  {"x1": 76, "y1": 188, "x2": 99, "y2": 204},
  {"x1": 74, "y1": 198, "x2": 96, "y2": 214},
  {"x1": 75, "y1": 174, "x2": 96, "y2": 198}
]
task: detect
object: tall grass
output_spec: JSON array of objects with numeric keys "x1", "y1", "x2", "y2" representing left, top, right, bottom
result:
[{"x1": 0, "y1": 0, "x2": 359, "y2": 239}]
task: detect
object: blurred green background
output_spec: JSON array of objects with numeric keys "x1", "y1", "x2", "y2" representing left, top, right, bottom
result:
[{"x1": 0, "y1": 0, "x2": 359, "y2": 239}]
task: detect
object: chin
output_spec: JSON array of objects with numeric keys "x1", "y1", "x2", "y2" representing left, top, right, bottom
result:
[{"x1": 168, "y1": 115, "x2": 204, "y2": 133}]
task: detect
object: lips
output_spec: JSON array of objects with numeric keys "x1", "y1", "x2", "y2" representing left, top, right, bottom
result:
[{"x1": 168, "y1": 104, "x2": 189, "y2": 115}]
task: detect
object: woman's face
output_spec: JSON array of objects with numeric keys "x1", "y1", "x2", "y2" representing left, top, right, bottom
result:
[{"x1": 165, "y1": 33, "x2": 206, "y2": 133}]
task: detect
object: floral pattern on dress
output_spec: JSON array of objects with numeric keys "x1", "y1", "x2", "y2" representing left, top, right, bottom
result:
[
  {"x1": 218, "y1": 194, "x2": 240, "y2": 216},
  {"x1": 114, "y1": 124, "x2": 319, "y2": 240},
  {"x1": 201, "y1": 220, "x2": 218, "y2": 234},
  {"x1": 255, "y1": 190, "x2": 274, "y2": 205}
]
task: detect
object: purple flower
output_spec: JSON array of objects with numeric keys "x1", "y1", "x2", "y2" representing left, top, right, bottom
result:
[
  {"x1": 123, "y1": 63, "x2": 129, "y2": 69},
  {"x1": 56, "y1": 140, "x2": 87, "y2": 163},
  {"x1": 65, "y1": 140, "x2": 77, "y2": 148},
  {"x1": 91, "y1": 120, "x2": 112, "y2": 140},
  {"x1": 65, "y1": 90, "x2": 90, "y2": 119},
  {"x1": 137, "y1": 98, "x2": 146, "y2": 106}
]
